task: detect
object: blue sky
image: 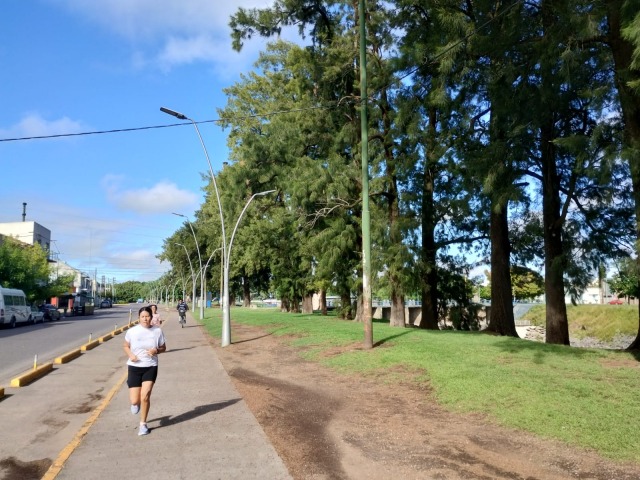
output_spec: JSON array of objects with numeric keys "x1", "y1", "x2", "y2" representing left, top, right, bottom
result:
[{"x1": 0, "y1": 0, "x2": 275, "y2": 282}]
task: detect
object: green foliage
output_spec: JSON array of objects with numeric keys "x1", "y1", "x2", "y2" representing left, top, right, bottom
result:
[
  {"x1": 477, "y1": 283, "x2": 491, "y2": 302},
  {"x1": 149, "y1": 0, "x2": 640, "y2": 342},
  {"x1": 608, "y1": 258, "x2": 640, "y2": 298},
  {"x1": 478, "y1": 266, "x2": 544, "y2": 303},
  {"x1": 42, "y1": 273, "x2": 75, "y2": 301},
  {"x1": 0, "y1": 237, "x2": 50, "y2": 301},
  {"x1": 116, "y1": 280, "x2": 148, "y2": 303},
  {"x1": 201, "y1": 308, "x2": 640, "y2": 462},
  {"x1": 510, "y1": 266, "x2": 544, "y2": 302}
]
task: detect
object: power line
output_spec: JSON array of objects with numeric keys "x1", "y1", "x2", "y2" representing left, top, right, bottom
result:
[
  {"x1": 0, "y1": 105, "x2": 337, "y2": 143},
  {"x1": 0, "y1": 2, "x2": 522, "y2": 144}
]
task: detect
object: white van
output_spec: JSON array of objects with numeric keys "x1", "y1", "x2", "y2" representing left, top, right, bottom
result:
[{"x1": 0, "y1": 286, "x2": 31, "y2": 328}]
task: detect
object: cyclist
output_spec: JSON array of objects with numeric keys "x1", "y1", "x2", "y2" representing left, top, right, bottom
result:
[{"x1": 176, "y1": 299, "x2": 188, "y2": 327}]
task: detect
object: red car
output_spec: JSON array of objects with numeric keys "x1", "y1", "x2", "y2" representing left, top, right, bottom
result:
[{"x1": 608, "y1": 298, "x2": 624, "y2": 305}]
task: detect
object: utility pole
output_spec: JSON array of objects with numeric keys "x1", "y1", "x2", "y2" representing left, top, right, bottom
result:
[{"x1": 359, "y1": 0, "x2": 373, "y2": 349}]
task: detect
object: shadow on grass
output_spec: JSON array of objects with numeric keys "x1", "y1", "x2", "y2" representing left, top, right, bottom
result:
[
  {"x1": 626, "y1": 348, "x2": 640, "y2": 362},
  {"x1": 230, "y1": 327, "x2": 288, "y2": 345},
  {"x1": 492, "y1": 335, "x2": 633, "y2": 365},
  {"x1": 374, "y1": 330, "x2": 414, "y2": 347}
]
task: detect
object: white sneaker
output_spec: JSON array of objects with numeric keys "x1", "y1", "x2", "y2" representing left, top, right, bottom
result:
[
  {"x1": 138, "y1": 424, "x2": 150, "y2": 436},
  {"x1": 131, "y1": 404, "x2": 140, "y2": 414}
]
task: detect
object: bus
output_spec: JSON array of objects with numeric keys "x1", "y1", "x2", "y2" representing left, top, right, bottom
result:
[{"x1": 72, "y1": 291, "x2": 95, "y2": 315}]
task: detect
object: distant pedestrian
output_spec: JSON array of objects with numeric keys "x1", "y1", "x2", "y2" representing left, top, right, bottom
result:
[
  {"x1": 176, "y1": 299, "x2": 188, "y2": 326},
  {"x1": 123, "y1": 306, "x2": 167, "y2": 436},
  {"x1": 149, "y1": 304, "x2": 163, "y2": 327}
]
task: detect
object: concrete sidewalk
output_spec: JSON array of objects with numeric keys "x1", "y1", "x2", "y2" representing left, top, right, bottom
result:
[{"x1": 52, "y1": 311, "x2": 291, "y2": 479}]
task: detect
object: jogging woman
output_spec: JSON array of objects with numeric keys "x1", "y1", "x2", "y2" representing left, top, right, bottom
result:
[{"x1": 123, "y1": 306, "x2": 167, "y2": 435}]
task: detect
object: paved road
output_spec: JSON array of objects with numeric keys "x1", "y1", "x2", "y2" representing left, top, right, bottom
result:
[
  {"x1": 0, "y1": 306, "x2": 134, "y2": 384},
  {"x1": 0, "y1": 308, "x2": 291, "y2": 480}
]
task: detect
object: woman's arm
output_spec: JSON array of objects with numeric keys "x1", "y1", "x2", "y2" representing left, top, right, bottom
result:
[{"x1": 123, "y1": 340, "x2": 138, "y2": 362}]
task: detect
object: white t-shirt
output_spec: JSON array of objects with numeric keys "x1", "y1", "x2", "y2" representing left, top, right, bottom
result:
[{"x1": 125, "y1": 325, "x2": 166, "y2": 367}]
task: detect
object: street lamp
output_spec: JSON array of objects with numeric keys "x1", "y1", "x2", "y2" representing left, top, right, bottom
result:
[
  {"x1": 173, "y1": 212, "x2": 205, "y2": 320},
  {"x1": 197, "y1": 247, "x2": 222, "y2": 312},
  {"x1": 175, "y1": 242, "x2": 197, "y2": 315},
  {"x1": 161, "y1": 106, "x2": 275, "y2": 346}
]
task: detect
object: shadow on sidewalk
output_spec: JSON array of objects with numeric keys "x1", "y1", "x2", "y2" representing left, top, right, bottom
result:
[
  {"x1": 162, "y1": 347, "x2": 197, "y2": 354},
  {"x1": 152, "y1": 399, "x2": 241, "y2": 428}
]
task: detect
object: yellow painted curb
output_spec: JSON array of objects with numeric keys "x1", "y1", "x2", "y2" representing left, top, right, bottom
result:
[
  {"x1": 80, "y1": 340, "x2": 100, "y2": 352},
  {"x1": 54, "y1": 349, "x2": 82, "y2": 364},
  {"x1": 42, "y1": 370, "x2": 128, "y2": 480},
  {"x1": 10, "y1": 363, "x2": 54, "y2": 387},
  {"x1": 98, "y1": 333, "x2": 113, "y2": 343}
]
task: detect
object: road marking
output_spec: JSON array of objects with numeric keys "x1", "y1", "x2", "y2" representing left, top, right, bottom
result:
[{"x1": 42, "y1": 370, "x2": 128, "y2": 480}]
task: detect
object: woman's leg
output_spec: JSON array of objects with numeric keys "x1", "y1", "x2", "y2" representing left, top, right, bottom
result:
[
  {"x1": 139, "y1": 381, "x2": 155, "y2": 423},
  {"x1": 129, "y1": 386, "x2": 141, "y2": 407}
]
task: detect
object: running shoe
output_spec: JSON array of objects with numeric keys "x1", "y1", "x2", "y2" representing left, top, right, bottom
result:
[
  {"x1": 131, "y1": 404, "x2": 140, "y2": 414},
  {"x1": 138, "y1": 424, "x2": 150, "y2": 436}
]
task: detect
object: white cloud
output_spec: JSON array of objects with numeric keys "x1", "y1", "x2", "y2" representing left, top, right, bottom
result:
[
  {"x1": 0, "y1": 113, "x2": 87, "y2": 139},
  {"x1": 157, "y1": 34, "x2": 223, "y2": 68},
  {"x1": 102, "y1": 176, "x2": 199, "y2": 215},
  {"x1": 50, "y1": 0, "x2": 272, "y2": 38},
  {"x1": 49, "y1": 0, "x2": 276, "y2": 71},
  {"x1": 108, "y1": 249, "x2": 170, "y2": 282}
]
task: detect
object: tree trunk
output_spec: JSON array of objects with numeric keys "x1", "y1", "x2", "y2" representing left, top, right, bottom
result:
[
  {"x1": 540, "y1": 0, "x2": 569, "y2": 345},
  {"x1": 292, "y1": 296, "x2": 301, "y2": 313},
  {"x1": 242, "y1": 276, "x2": 251, "y2": 307},
  {"x1": 341, "y1": 292, "x2": 353, "y2": 320},
  {"x1": 390, "y1": 287, "x2": 405, "y2": 327},
  {"x1": 541, "y1": 119, "x2": 570, "y2": 345},
  {"x1": 302, "y1": 294, "x2": 313, "y2": 314},
  {"x1": 605, "y1": 0, "x2": 640, "y2": 350},
  {"x1": 355, "y1": 293, "x2": 363, "y2": 322},
  {"x1": 281, "y1": 297, "x2": 289, "y2": 313},
  {"x1": 378, "y1": 79, "x2": 406, "y2": 329},
  {"x1": 420, "y1": 107, "x2": 439, "y2": 329},
  {"x1": 484, "y1": 92, "x2": 517, "y2": 336},
  {"x1": 488, "y1": 201, "x2": 517, "y2": 335},
  {"x1": 319, "y1": 288, "x2": 327, "y2": 316}
]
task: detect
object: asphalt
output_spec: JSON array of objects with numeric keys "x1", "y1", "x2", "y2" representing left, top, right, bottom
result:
[{"x1": 45, "y1": 310, "x2": 292, "y2": 480}]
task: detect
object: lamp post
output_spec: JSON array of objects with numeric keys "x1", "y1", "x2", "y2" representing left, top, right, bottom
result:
[
  {"x1": 161, "y1": 106, "x2": 275, "y2": 346},
  {"x1": 197, "y1": 247, "x2": 222, "y2": 313},
  {"x1": 175, "y1": 242, "x2": 197, "y2": 314},
  {"x1": 358, "y1": 0, "x2": 373, "y2": 348},
  {"x1": 221, "y1": 189, "x2": 276, "y2": 342},
  {"x1": 173, "y1": 212, "x2": 205, "y2": 320}
]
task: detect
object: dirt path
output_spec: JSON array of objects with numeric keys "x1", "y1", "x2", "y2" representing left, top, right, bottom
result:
[{"x1": 214, "y1": 324, "x2": 640, "y2": 480}]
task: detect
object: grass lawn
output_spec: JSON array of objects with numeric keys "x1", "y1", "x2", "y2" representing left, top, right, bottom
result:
[
  {"x1": 522, "y1": 303, "x2": 639, "y2": 340},
  {"x1": 201, "y1": 307, "x2": 640, "y2": 463}
]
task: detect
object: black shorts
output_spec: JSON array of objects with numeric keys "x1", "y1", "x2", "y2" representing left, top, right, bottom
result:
[{"x1": 127, "y1": 365, "x2": 158, "y2": 388}]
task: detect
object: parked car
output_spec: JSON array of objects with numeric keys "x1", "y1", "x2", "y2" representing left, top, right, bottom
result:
[
  {"x1": 608, "y1": 298, "x2": 624, "y2": 305},
  {"x1": 30, "y1": 305, "x2": 45, "y2": 324},
  {"x1": 100, "y1": 299, "x2": 112, "y2": 308},
  {"x1": 136, "y1": 298, "x2": 144, "y2": 303},
  {"x1": 39, "y1": 304, "x2": 61, "y2": 321}
]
